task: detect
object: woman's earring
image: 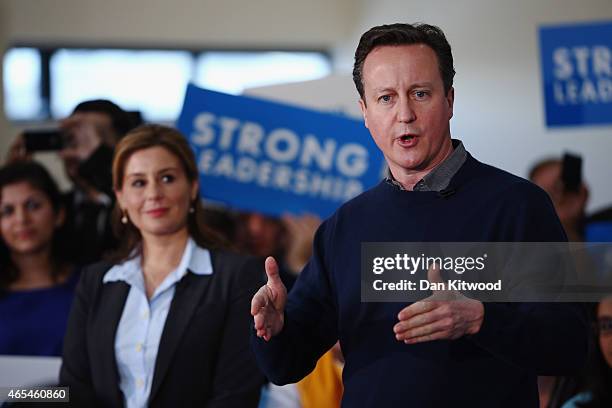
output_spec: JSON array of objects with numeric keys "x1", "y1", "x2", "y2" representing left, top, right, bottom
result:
[
  {"x1": 189, "y1": 206, "x2": 195, "y2": 214},
  {"x1": 121, "y1": 211, "x2": 129, "y2": 224}
]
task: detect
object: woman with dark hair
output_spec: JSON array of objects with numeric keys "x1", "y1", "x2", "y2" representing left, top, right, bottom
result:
[
  {"x1": 0, "y1": 161, "x2": 78, "y2": 356},
  {"x1": 60, "y1": 124, "x2": 264, "y2": 407},
  {"x1": 561, "y1": 297, "x2": 612, "y2": 408}
]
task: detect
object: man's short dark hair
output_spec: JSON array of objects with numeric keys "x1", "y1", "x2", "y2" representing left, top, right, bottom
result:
[
  {"x1": 72, "y1": 99, "x2": 142, "y2": 141},
  {"x1": 353, "y1": 23, "x2": 455, "y2": 100}
]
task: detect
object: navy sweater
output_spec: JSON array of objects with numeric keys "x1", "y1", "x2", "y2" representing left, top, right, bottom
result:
[{"x1": 252, "y1": 154, "x2": 588, "y2": 407}]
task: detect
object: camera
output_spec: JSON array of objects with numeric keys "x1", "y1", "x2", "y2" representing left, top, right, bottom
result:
[{"x1": 23, "y1": 129, "x2": 66, "y2": 152}]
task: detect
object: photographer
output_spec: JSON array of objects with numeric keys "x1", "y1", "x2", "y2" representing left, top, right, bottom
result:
[
  {"x1": 529, "y1": 156, "x2": 589, "y2": 242},
  {"x1": 7, "y1": 99, "x2": 141, "y2": 265}
]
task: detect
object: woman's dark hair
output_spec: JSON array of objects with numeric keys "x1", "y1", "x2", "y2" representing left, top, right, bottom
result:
[
  {"x1": 353, "y1": 23, "x2": 455, "y2": 102},
  {"x1": 0, "y1": 161, "x2": 68, "y2": 288},
  {"x1": 110, "y1": 124, "x2": 228, "y2": 262},
  {"x1": 575, "y1": 301, "x2": 612, "y2": 407}
]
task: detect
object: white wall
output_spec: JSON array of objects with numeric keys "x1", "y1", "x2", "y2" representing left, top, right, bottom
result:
[
  {"x1": 3, "y1": 0, "x2": 355, "y2": 47},
  {"x1": 0, "y1": 0, "x2": 356, "y2": 188},
  {"x1": 334, "y1": 0, "x2": 612, "y2": 212}
]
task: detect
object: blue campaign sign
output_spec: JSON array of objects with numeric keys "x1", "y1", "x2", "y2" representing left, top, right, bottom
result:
[
  {"x1": 539, "y1": 20, "x2": 612, "y2": 127},
  {"x1": 176, "y1": 84, "x2": 385, "y2": 219}
]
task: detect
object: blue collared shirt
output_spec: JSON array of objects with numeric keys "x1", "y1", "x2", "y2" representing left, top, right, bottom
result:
[{"x1": 103, "y1": 238, "x2": 213, "y2": 408}]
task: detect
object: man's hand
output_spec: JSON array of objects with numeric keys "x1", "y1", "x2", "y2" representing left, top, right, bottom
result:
[
  {"x1": 5, "y1": 134, "x2": 32, "y2": 164},
  {"x1": 251, "y1": 256, "x2": 287, "y2": 341},
  {"x1": 393, "y1": 264, "x2": 484, "y2": 344}
]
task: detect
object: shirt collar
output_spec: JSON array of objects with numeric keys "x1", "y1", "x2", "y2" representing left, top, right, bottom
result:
[
  {"x1": 103, "y1": 237, "x2": 213, "y2": 288},
  {"x1": 386, "y1": 139, "x2": 467, "y2": 191}
]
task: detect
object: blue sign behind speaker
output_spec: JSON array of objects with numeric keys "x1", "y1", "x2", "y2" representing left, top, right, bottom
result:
[
  {"x1": 177, "y1": 84, "x2": 385, "y2": 218},
  {"x1": 539, "y1": 21, "x2": 612, "y2": 127}
]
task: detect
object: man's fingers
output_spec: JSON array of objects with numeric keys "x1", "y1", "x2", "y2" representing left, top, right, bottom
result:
[
  {"x1": 253, "y1": 304, "x2": 276, "y2": 341},
  {"x1": 253, "y1": 311, "x2": 264, "y2": 330},
  {"x1": 427, "y1": 263, "x2": 444, "y2": 285},
  {"x1": 394, "y1": 316, "x2": 453, "y2": 341},
  {"x1": 252, "y1": 257, "x2": 287, "y2": 342},
  {"x1": 265, "y1": 256, "x2": 282, "y2": 286},
  {"x1": 394, "y1": 308, "x2": 446, "y2": 333},
  {"x1": 397, "y1": 266, "x2": 445, "y2": 321},
  {"x1": 252, "y1": 295, "x2": 271, "y2": 334},
  {"x1": 251, "y1": 287, "x2": 270, "y2": 316},
  {"x1": 398, "y1": 299, "x2": 439, "y2": 320},
  {"x1": 254, "y1": 310, "x2": 273, "y2": 331}
]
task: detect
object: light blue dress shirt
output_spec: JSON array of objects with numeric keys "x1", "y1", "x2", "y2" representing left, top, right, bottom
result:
[
  {"x1": 103, "y1": 238, "x2": 213, "y2": 408},
  {"x1": 561, "y1": 392, "x2": 592, "y2": 408}
]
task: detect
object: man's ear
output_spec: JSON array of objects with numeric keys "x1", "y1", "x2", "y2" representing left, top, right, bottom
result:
[
  {"x1": 446, "y1": 87, "x2": 455, "y2": 120},
  {"x1": 358, "y1": 98, "x2": 369, "y2": 129}
]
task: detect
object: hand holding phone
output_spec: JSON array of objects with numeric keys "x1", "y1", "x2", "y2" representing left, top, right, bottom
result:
[
  {"x1": 59, "y1": 114, "x2": 103, "y2": 162},
  {"x1": 23, "y1": 129, "x2": 66, "y2": 152},
  {"x1": 561, "y1": 153, "x2": 582, "y2": 192}
]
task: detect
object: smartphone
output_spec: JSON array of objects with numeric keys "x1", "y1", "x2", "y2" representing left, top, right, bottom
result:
[
  {"x1": 23, "y1": 129, "x2": 65, "y2": 152},
  {"x1": 561, "y1": 153, "x2": 582, "y2": 192}
]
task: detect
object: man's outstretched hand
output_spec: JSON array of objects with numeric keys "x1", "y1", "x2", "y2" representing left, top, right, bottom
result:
[
  {"x1": 393, "y1": 264, "x2": 484, "y2": 344},
  {"x1": 251, "y1": 256, "x2": 287, "y2": 341}
]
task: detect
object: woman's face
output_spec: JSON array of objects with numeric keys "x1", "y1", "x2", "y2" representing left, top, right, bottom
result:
[
  {"x1": 598, "y1": 298, "x2": 612, "y2": 368},
  {"x1": 116, "y1": 146, "x2": 197, "y2": 240},
  {"x1": 0, "y1": 181, "x2": 63, "y2": 255}
]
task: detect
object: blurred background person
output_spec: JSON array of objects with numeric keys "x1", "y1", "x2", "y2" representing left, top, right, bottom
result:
[
  {"x1": 529, "y1": 156, "x2": 588, "y2": 407},
  {"x1": 237, "y1": 212, "x2": 320, "y2": 291},
  {"x1": 0, "y1": 161, "x2": 79, "y2": 356},
  {"x1": 561, "y1": 297, "x2": 612, "y2": 408},
  {"x1": 529, "y1": 157, "x2": 589, "y2": 242},
  {"x1": 6, "y1": 99, "x2": 142, "y2": 265},
  {"x1": 529, "y1": 155, "x2": 596, "y2": 407},
  {"x1": 60, "y1": 124, "x2": 264, "y2": 407},
  {"x1": 200, "y1": 205, "x2": 239, "y2": 245}
]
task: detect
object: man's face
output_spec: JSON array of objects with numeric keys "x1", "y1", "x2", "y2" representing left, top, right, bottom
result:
[
  {"x1": 60, "y1": 111, "x2": 115, "y2": 182},
  {"x1": 64, "y1": 111, "x2": 116, "y2": 146},
  {"x1": 359, "y1": 44, "x2": 454, "y2": 178},
  {"x1": 531, "y1": 162, "x2": 563, "y2": 206},
  {"x1": 243, "y1": 213, "x2": 284, "y2": 257}
]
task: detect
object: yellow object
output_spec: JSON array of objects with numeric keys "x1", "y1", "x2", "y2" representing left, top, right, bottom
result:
[{"x1": 296, "y1": 349, "x2": 343, "y2": 408}]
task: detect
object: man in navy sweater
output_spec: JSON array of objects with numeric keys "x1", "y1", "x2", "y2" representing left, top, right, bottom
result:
[{"x1": 251, "y1": 23, "x2": 588, "y2": 407}]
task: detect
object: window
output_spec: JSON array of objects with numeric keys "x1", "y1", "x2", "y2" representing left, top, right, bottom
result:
[
  {"x1": 3, "y1": 46, "x2": 331, "y2": 122},
  {"x1": 3, "y1": 48, "x2": 43, "y2": 120},
  {"x1": 194, "y1": 51, "x2": 331, "y2": 94},
  {"x1": 50, "y1": 49, "x2": 193, "y2": 120}
]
